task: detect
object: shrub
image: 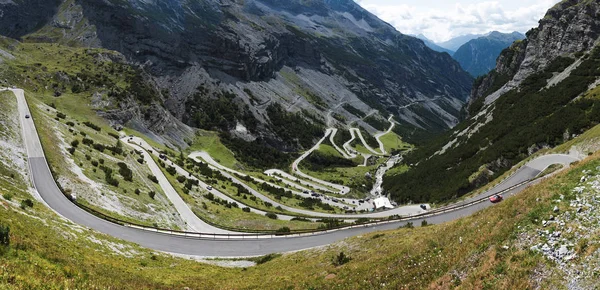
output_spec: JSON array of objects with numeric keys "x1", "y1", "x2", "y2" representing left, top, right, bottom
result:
[
  {"x1": 403, "y1": 222, "x2": 414, "y2": 229},
  {"x1": 67, "y1": 147, "x2": 76, "y2": 155},
  {"x1": 276, "y1": 226, "x2": 291, "y2": 233},
  {"x1": 93, "y1": 143, "x2": 105, "y2": 152},
  {"x1": 242, "y1": 207, "x2": 251, "y2": 212},
  {"x1": 134, "y1": 189, "x2": 141, "y2": 195},
  {"x1": 332, "y1": 252, "x2": 351, "y2": 266},
  {"x1": 0, "y1": 225, "x2": 9, "y2": 246},
  {"x1": 117, "y1": 162, "x2": 133, "y2": 182},
  {"x1": 56, "y1": 112, "x2": 66, "y2": 119},
  {"x1": 108, "y1": 132, "x2": 120, "y2": 139},
  {"x1": 148, "y1": 191, "x2": 156, "y2": 199},
  {"x1": 265, "y1": 212, "x2": 278, "y2": 219},
  {"x1": 166, "y1": 166, "x2": 177, "y2": 176},
  {"x1": 176, "y1": 175, "x2": 187, "y2": 183},
  {"x1": 91, "y1": 160, "x2": 99, "y2": 167},
  {"x1": 20, "y1": 199, "x2": 34, "y2": 209},
  {"x1": 2, "y1": 193, "x2": 13, "y2": 201},
  {"x1": 148, "y1": 175, "x2": 158, "y2": 183},
  {"x1": 70, "y1": 140, "x2": 79, "y2": 147},
  {"x1": 66, "y1": 121, "x2": 75, "y2": 127},
  {"x1": 83, "y1": 121, "x2": 101, "y2": 131},
  {"x1": 421, "y1": 220, "x2": 429, "y2": 227},
  {"x1": 82, "y1": 138, "x2": 94, "y2": 146}
]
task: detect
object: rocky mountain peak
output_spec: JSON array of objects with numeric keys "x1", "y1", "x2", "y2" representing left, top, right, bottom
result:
[{"x1": 471, "y1": 0, "x2": 600, "y2": 107}]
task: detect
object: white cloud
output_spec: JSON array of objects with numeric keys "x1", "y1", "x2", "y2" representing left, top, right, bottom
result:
[{"x1": 356, "y1": 0, "x2": 560, "y2": 42}]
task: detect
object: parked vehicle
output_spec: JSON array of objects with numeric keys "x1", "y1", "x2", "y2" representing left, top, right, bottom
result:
[
  {"x1": 207, "y1": 185, "x2": 213, "y2": 191},
  {"x1": 25, "y1": 114, "x2": 30, "y2": 119}
]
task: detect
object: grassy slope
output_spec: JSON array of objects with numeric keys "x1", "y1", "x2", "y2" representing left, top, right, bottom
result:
[
  {"x1": 1, "y1": 148, "x2": 597, "y2": 288},
  {"x1": 378, "y1": 131, "x2": 413, "y2": 153}
]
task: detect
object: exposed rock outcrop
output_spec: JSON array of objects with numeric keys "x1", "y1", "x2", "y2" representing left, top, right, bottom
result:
[
  {"x1": 3, "y1": 0, "x2": 474, "y2": 146},
  {"x1": 471, "y1": 0, "x2": 600, "y2": 110}
]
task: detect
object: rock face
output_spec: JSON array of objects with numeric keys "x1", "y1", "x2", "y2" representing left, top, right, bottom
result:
[
  {"x1": 471, "y1": 0, "x2": 600, "y2": 107},
  {"x1": 1, "y1": 0, "x2": 473, "y2": 147},
  {"x1": 383, "y1": 0, "x2": 600, "y2": 204},
  {"x1": 0, "y1": 0, "x2": 61, "y2": 38},
  {"x1": 453, "y1": 31, "x2": 525, "y2": 77}
]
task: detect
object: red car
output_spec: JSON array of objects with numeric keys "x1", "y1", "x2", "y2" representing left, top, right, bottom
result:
[{"x1": 489, "y1": 194, "x2": 503, "y2": 203}]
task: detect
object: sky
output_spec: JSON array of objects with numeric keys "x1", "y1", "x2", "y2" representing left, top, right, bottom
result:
[{"x1": 355, "y1": 0, "x2": 562, "y2": 43}]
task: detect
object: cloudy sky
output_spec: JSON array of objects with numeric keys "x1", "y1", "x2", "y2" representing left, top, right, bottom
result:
[{"x1": 355, "y1": 0, "x2": 561, "y2": 43}]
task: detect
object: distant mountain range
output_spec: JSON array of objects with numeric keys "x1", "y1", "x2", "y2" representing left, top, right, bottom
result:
[
  {"x1": 413, "y1": 34, "x2": 454, "y2": 55},
  {"x1": 452, "y1": 31, "x2": 525, "y2": 77},
  {"x1": 414, "y1": 32, "x2": 525, "y2": 77},
  {"x1": 438, "y1": 34, "x2": 483, "y2": 52}
]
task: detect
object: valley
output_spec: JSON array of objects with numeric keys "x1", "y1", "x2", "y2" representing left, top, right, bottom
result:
[{"x1": 1, "y1": 0, "x2": 600, "y2": 289}]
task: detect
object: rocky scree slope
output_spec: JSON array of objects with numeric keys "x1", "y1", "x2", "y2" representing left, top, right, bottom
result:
[
  {"x1": 2, "y1": 0, "x2": 473, "y2": 152},
  {"x1": 384, "y1": 0, "x2": 600, "y2": 204},
  {"x1": 452, "y1": 31, "x2": 525, "y2": 77}
]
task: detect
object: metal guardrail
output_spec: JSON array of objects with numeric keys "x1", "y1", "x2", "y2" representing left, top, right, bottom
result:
[{"x1": 73, "y1": 178, "x2": 534, "y2": 240}]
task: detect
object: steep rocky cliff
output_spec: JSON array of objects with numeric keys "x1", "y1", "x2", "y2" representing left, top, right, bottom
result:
[
  {"x1": 471, "y1": 0, "x2": 600, "y2": 109},
  {"x1": 453, "y1": 31, "x2": 524, "y2": 77},
  {"x1": 1, "y1": 0, "x2": 473, "y2": 150}
]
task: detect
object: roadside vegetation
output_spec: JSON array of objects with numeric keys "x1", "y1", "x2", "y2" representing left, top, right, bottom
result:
[{"x1": 0, "y1": 134, "x2": 598, "y2": 288}]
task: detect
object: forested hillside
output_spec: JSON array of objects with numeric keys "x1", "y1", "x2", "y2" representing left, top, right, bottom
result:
[{"x1": 383, "y1": 0, "x2": 600, "y2": 203}]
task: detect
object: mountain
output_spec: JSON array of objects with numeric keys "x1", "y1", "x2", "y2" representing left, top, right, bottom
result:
[
  {"x1": 453, "y1": 31, "x2": 525, "y2": 77},
  {"x1": 384, "y1": 0, "x2": 600, "y2": 203},
  {"x1": 437, "y1": 34, "x2": 483, "y2": 52},
  {"x1": 413, "y1": 34, "x2": 455, "y2": 55},
  {"x1": 0, "y1": 0, "x2": 472, "y2": 154}
]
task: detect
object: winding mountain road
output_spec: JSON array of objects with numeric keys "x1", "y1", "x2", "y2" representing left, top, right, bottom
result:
[{"x1": 4, "y1": 88, "x2": 580, "y2": 257}]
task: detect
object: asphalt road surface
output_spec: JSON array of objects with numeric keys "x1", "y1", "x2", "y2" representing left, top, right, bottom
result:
[{"x1": 5, "y1": 88, "x2": 580, "y2": 257}]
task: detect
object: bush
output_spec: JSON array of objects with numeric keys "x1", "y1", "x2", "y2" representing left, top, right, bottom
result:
[
  {"x1": 70, "y1": 140, "x2": 79, "y2": 148},
  {"x1": 134, "y1": 189, "x2": 141, "y2": 195},
  {"x1": 0, "y1": 225, "x2": 9, "y2": 246},
  {"x1": 108, "y1": 132, "x2": 120, "y2": 139},
  {"x1": 20, "y1": 199, "x2": 34, "y2": 209},
  {"x1": 67, "y1": 147, "x2": 76, "y2": 155},
  {"x1": 265, "y1": 212, "x2": 278, "y2": 219},
  {"x1": 91, "y1": 160, "x2": 99, "y2": 167},
  {"x1": 117, "y1": 162, "x2": 133, "y2": 182},
  {"x1": 176, "y1": 175, "x2": 187, "y2": 183},
  {"x1": 83, "y1": 121, "x2": 101, "y2": 132},
  {"x1": 166, "y1": 166, "x2": 177, "y2": 176},
  {"x1": 332, "y1": 252, "x2": 351, "y2": 266},
  {"x1": 276, "y1": 227, "x2": 291, "y2": 233},
  {"x1": 2, "y1": 193, "x2": 13, "y2": 201},
  {"x1": 148, "y1": 191, "x2": 156, "y2": 199},
  {"x1": 242, "y1": 207, "x2": 251, "y2": 212},
  {"x1": 82, "y1": 138, "x2": 94, "y2": 146},
  {"x1": 92, "y1": 143, "x2": 105, "y2": 152},
  {"x1": 66, "y1": 121, "x2": 75, "y2": 127},
  {"x1": 56, "y1": 112, "x2": 66, "y2": 119},
  {"x1": 421, "y1": 220, "x2": 429, "y2": 227},
  {"x1": 148, "y1": 175, "x2": 159, "y2": 183}
]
